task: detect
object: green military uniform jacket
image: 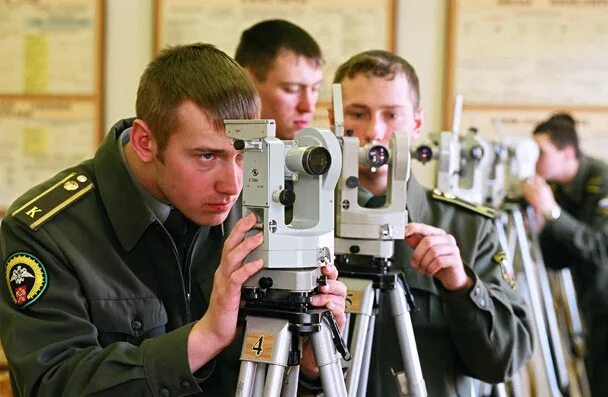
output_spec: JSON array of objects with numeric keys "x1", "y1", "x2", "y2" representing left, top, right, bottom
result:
[
  {"x1": 537, "y1": 155, "x2": 608, "y2": 396},
  {"x1": 364, "y1": 177, "x2": 533, "y2": 397},
  {"x1": 0, "y1": 119, "x2": 243, "y2": 396},
  {"x1": 539, "y1": 155, "x2": 608, "y2": 315}
]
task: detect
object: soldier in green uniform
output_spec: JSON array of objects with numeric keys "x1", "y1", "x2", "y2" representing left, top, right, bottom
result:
[
  {"x1": 329, "y1": 50, "x2": 534, "y2": 397},
  {"x1": 235, "y1": 19, "x2": 324, "y2": 141},
  {"x1": 0, "y1": 43, "x2": 347, "y2": 396},
  {"x1": 522, "y1": 115, "x2": 608, "y2": 397}
]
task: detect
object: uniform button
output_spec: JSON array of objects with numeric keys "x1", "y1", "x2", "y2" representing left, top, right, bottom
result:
[
  {"x1": 474, "y1": 287, "x2": 480, "y2": 296},
  {"x1": 480, "y1": 298, "x2": 486, "y2": 307},
  {"x1": 159, "y1": 387, "x2": 170, "y2": 397},
  {"x1": 131, "y1": 320, "x2": 142, "y2": 330},
  {"x1": 181, "y1": 380, "x2": 192, "y2": 388}
]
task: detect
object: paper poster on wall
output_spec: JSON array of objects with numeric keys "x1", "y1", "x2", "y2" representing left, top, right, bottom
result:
[
  {"x1": 0, "y1": 98, "x2": 97, "y2": 211},
  {"x1": 155, "y1": 0, "x2": 394, "y2": 103},
  {"x1": 0, "y1": 0, "x2": 101, "y2": 95},
  {"x1": 449, "y1": 0, "x2": 608, "y2": 107}
]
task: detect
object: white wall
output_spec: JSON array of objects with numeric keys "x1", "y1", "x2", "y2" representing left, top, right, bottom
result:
[
  {"x1": 104, "y1": 0, "x2": 153, "y2": 131},
  {"x1": 395, "y1": 0, "x2": 446, "y2": 186}
]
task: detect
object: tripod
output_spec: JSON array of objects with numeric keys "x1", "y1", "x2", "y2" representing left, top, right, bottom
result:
[
  {"x1": 235, "y1": 268, "x2": 350, "y2": 397},
  {"x1": 494, "y1": 203, "x2": 588, "y2": 397},
  {"x1": 336, "y1": 256, "x2": 426, "y2": 397}
]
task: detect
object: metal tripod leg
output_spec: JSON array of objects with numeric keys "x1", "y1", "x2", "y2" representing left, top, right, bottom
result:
[
  {"x1": 341, "y1": 275, "x2": 426, "y2": 397},
  {"x1": 340, "y1": 278, "x2": 374, "y2": 397},
  {"x1": 237, "y1": 316, "x2": 291, "y2": 397},
  {"x1": 510, "y1": 207, "x2": 563, "y2": 397},
  {"x1": 236, "y1": 313, "x2": 348, "y2": 397},
  {"x1": 390, "y1": 279, "x2": 426, "y2": 397},
  {"x1": 311, "y1": 315, "x2": 349, "y2": 397},
  {"x1": 525, "y1": 206, "x2": 570, "y2": 393}
]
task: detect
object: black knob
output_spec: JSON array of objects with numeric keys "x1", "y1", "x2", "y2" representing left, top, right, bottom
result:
[
  {"x1": 259, "y1": 277, "x2": 273, "y2": 289},
  {"x1": 233, "y1": 139, "x2": 245, "y2": 150},
  {"x1": 346, "y1": 176, "x2": 358, "y2": 188},
  {"x1": 279, "y1": 189, "x2": 296, "y2": 206},
  {"x1": 349, "y1": 245, "x2": 360, "y2": 254}
]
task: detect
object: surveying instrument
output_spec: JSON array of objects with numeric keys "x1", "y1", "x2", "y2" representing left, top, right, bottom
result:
[
  {"x1": 331, "y1": 85, "x2": 427, "y2": 397},
  {"x1": 226, "y1": 119, "x2": 350, "y2": 397}
]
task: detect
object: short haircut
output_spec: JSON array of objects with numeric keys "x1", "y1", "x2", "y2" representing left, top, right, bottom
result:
[
  {"x1": 234, "y1": 19, "x2": 323, "y2": 81},
  {"x1": 533, "y1": 117, "x2": 581, "y2": 158},
  {"x1": 333, "y1": 50, "x2": 421, "y2": 109},
  {"x1": 136, "y1": 43, "x2": 260, "y2": 158},
  {"x1": 547, "y1": 112, "x2": 576, "y2": 128}
]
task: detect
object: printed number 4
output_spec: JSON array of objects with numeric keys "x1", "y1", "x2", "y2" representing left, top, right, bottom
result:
[{"x1": 252, "y1": 335, "x2": 264, "y2": 356}]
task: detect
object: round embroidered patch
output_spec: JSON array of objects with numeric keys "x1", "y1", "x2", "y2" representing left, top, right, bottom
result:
[{"x1": 5, "y1": 252, "x2": 48, "y2": 308}]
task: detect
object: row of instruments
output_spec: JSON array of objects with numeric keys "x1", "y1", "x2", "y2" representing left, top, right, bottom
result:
[{"x1": 224, "y1": 88, "x2": 589, "y2": 397}]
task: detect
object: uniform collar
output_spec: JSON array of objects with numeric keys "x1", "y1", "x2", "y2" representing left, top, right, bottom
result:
[
  {"x1": 117, "y1": 127, "x2": 172, "y2": 223},
  {"x1": 94, "y1": 118, "x2": 157, "y2": 251}
]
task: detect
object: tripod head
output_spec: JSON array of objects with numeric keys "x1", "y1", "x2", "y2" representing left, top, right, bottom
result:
[
  {"x1": 225, "y1": 119, "x2": 341, "y2": 271},
  {"x1": 331, "y1": 84, "x2": 410, "y2": 261}
]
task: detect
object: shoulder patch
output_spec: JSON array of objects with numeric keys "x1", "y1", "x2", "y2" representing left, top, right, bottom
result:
[
  {"x1": 10, "y1": 172, "x2": 94, "y2": 230},
  {"x1": 586, "y1": 176, "x2": 603, "y2": 193},
  {"x1": 431, "y1": 189, "x2": 496, "y2": 219},
  {"x1": 493, "y1": 251, "x2": 516, "y2": 289},
  {"x1": 5, "y1": 252, "x2": 48, "y2": 308}
]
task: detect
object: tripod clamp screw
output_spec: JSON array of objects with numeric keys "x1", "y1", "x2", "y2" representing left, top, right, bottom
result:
[{"x1": 321, "y1": 310, "x2": 352, "y2": 361}]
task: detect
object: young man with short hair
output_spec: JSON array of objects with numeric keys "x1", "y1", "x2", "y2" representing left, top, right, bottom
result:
[
  {"x1": 522, "y1": 115, "x2": 608, "y2": 397},
  {"x1": 0, "y1": 43, "x2": 346, "y2": 396},
  {"x1": 235, "y1": 19, "x2": 324, "y2": 140},
  {"x1": 330, "y1": 50, "x2": 534, "y2": 397}
]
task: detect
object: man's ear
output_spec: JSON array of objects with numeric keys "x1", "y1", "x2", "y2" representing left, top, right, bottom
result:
[
  {"x1": 130, "y1": 119, "x2": 156, "y2": 163},
  {"x1": 409, "y1": 107, "x2": 425, "y2": 142}
]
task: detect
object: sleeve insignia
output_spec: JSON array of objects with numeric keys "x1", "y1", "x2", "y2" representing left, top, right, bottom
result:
[
  {"x1": 431, "y1": 188, "x2": 496, "y2": 219},
  {"x1": 5, "y1": 252, "x2": 48, "y2": 308},
  {"x1": 493, "y1": 251, "x2": 516, "y2": 290},
  {"x1": 586, "y1": 176, "x2": 602, "y2": 193},
  {"x1": 10, "y1": 172, "x2": 94, "y2": 230}
]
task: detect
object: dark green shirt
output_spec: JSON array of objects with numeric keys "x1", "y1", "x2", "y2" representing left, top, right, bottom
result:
[
  {"x1": 363, "y1": 177, "x2": 534, "y2": 397},
  {"x1": 0, "y1": 119, "x2": 242, "y2": 396},
  {"x1": 539, "y1": 155, "x2": 608, "y2": 316}
]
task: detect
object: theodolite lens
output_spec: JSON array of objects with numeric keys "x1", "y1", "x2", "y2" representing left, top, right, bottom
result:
[
  {"x1": 361, "y1": 144, "x2": 389, "y2": 169},
  {"x1": 286, "y1": 146, "x2": 332, "y2": 175},
  {"x1": 414, "y1": 145, "x2": 433, "y2": 163},
  {"x1": 470, "y1": 145, "x2": 484, "y2": 160}
]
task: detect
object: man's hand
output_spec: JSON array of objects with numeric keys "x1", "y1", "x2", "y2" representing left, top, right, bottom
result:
[
  {"x1": 300, "y1": 263, "x2": 347, "y2": 378},
  {"x1": 405, "y1": 223, "x2": 472, "y2": 291},
  {"x1": 187, "y1": 213, "x2": 264, "y2": 372},
  {"x1": 521, "y1": 175, "x2": 558, "y2": 215}
]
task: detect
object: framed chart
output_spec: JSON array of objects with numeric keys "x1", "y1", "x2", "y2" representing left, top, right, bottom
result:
[
  {"x1": 445, "y1": 0, "x2": 608, "y2": 161},
  {"x1": 154, "y1": 0, "x2": 396, "y2": 123},
  {"x1": 0, "y1": 0, "x2": 104, "y2": 213}
]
